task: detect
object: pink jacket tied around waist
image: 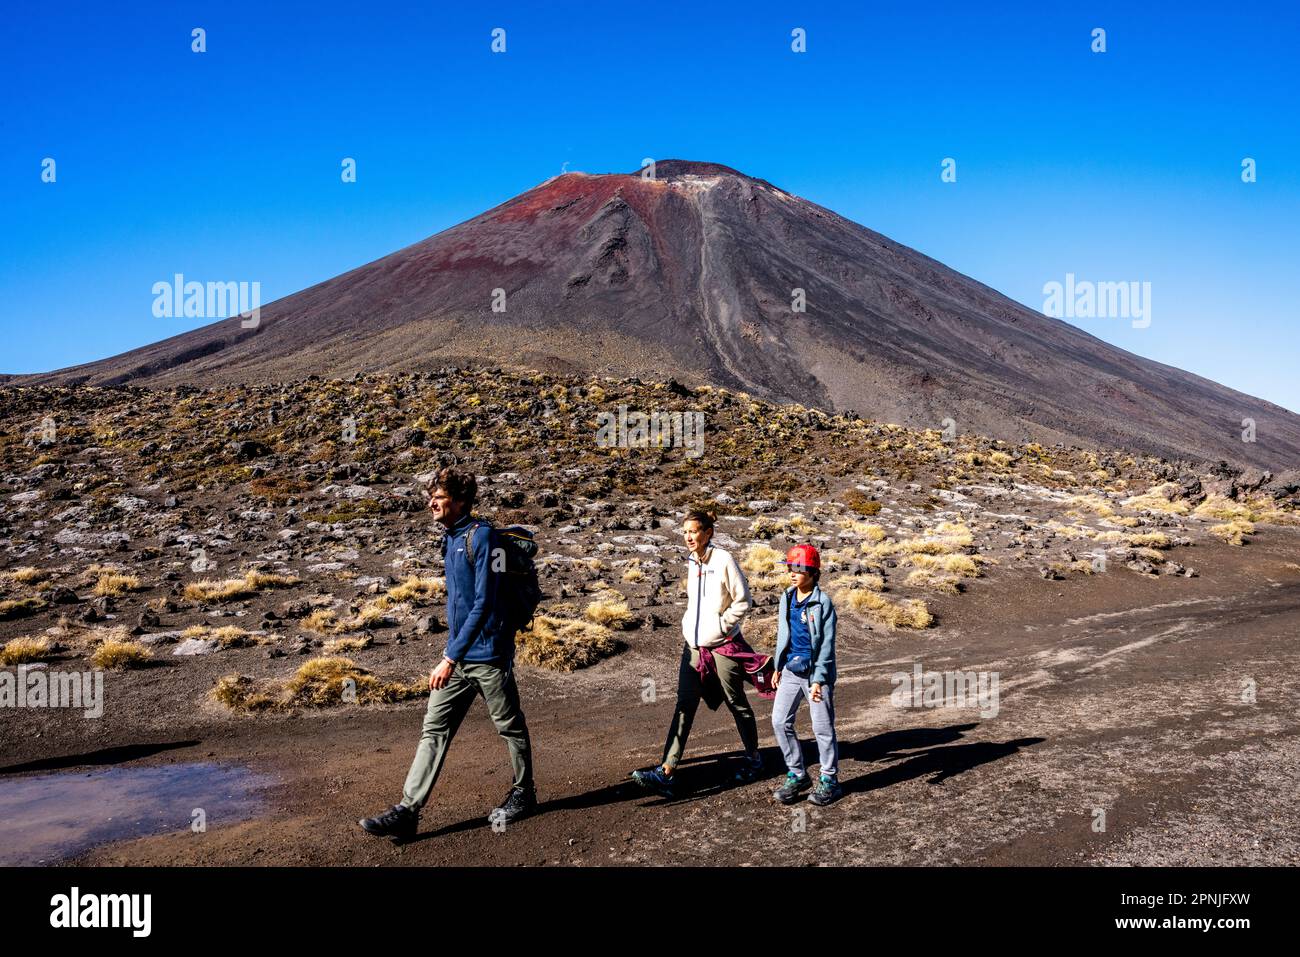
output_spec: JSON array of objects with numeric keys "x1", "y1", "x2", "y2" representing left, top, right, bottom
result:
[{"x1": 694, "y1": 634, "x2": 776, "y2": 710}]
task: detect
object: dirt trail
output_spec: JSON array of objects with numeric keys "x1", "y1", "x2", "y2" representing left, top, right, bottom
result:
[{"x1": 29, "y1": 531, "x2": 1297, "y2": 867}]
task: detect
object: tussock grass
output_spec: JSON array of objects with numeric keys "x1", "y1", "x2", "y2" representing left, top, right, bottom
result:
[
  {"x1": 0, "y1": 636, "x2": 52, "y2": 665},
  {"x1": 830, "y1": 573, "x2": 885, "y2": 592},
  {"x1": 302, "y1": 608, "x2": 340, "y2": 634},
  {"x1": 741, "y1": 543, "x2": 783, "y2": 573},
  {"x1": 182, "y1": 625, "x2": 270, "y2": 648},
  {"x1": 1123, "y1": 483, "x2": 1191, "y2": 515},
  {"x1": 838, "y1": 520, "x2": 887, "y2": 541},
  {"x1": 1209, "y1": 519, "x2": 1254, "y2": 546},
  {"x1": 904, "y1": 568, "x2": 961, "y2": 594},
  {"x1": 1193, "y1": 495, "x2": 1254, "y2": 522},
  {"x1": 91, "y1": 638, "x2": 152, "y2": 669},
  {"x1": 183, "y1": 569, "x2": 299, "y2": 603},
  {"x1": 839, "y1": 589, "x2": 933, "y2": 629},
  {"x1": 212, "y1": 656, "x2": 424, "y2": 712},
  {"x1": 584, "y1": 594, "x2": 634, "y2": 629},
  {"x1": 1126, "y1": 531, "x2": 1172, "y2": 549},
  {"x1": 384, "y1": 575, "x2": 445, "y2": 605},
  {"x1": 843, "y1": 489, "x2": 882, "y2": 516},
  {"x1": 3, "y1": 567, "x2": 48, "y2": 585},
  {"x1": 741, "y1": 543, "x2": 785, "y2": 589},
  {"x1": 621, "y1": 564, "x2": 645, "y2": 583},
  {"x1": 517, "y1": 615, "x2": 621, "y2": 671},
  {"x1": 0, "y1": 597, "x2": 46, "y2": 620},
  {"x1": 323, "y1": 635, "x2": 373, "y2": 653},
  {"x1": 1066, "y1": 494, "x2": 1117, "y2": 519},
  {"x1": 93, "y1": 572, "x2": 143, "y2": 597}
]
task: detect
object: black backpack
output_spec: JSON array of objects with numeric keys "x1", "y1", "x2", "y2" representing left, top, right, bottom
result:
[{"x1": 466, "y1": 520, "x2": 543, "y2": 635}]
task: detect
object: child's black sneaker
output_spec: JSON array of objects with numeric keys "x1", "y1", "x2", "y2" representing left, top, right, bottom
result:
[
  {"x1": 808, "y1": 774, "x2": 842, "y2": 806},
  {"x1": 773, "y1": 771, "x2": 812, "y2": 804}
]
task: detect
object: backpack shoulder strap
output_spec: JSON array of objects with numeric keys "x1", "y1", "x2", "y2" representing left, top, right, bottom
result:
[{"x1": 464, "y1": 519, "x2": 490, "y2": 563}]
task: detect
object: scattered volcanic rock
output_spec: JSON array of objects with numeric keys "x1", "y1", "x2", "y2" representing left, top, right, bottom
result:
[{"x1": 9, "y1": 161, "x2": 1299, "y2": 470}]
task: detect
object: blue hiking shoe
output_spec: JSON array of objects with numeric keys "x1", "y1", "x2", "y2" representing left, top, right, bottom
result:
[
  {"x1": 773, "y1": 771, "x2": 812, "y2": 804},
  {"x1": 808, "y1": 774, "x2": 843, "y2": 806},
  {"x1": 631, "y1": 765, "x2": 676, "y2": 798},
  {"x1": 733, "y1": 752, "x2": 765, "y2": 783}
]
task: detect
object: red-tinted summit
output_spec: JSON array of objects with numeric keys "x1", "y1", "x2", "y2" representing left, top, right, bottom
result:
[{"x1": 15, "y1": 162, "x2": 1300, "y2": 469}]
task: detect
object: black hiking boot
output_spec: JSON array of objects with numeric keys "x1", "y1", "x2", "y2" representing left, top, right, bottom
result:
[
  {"x1": 489, "y1": 786, "x2": 537, "y2": 825},
  {"x1": 359, "y1": 803, "x2": 418, "y2": 842}
]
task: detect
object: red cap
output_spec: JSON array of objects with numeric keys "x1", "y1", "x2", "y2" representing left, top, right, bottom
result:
[{"x1": 780, "y1": 544, "x2": 821, "y2": 570}]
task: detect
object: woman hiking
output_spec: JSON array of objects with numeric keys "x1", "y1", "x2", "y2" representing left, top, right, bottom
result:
[{"x1": 630, "y1": 508, "x2": 774, "y2": 798}]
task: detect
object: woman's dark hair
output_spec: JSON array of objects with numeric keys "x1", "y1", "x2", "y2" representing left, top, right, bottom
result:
[
  {"x1": 433, "y1": 467, "x2": 477, "y2": 508},
  {"x1": 683, "y1": 508, "x2": 716, "y2": 531}
]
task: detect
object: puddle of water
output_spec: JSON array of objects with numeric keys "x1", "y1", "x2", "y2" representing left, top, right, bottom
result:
[{"x1": 0, "y1": 761, "x2": 275, "y2": 865}]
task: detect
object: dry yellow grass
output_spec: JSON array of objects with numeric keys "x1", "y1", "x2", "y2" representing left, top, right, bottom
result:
[
  {"x1": 4, "y1": 567, "x2": 48, "y2": 585},
  {"x1": 384, "y1": 575, "x2": 445, "y2": 605},
  {"x1": 91, "y1": 639, "x2": 152, "y2": 669},
  {"x1": 584, "y1": 594, "x2": 634, "y2": 629},
  {"x1": 741, "y1": 543, "x2": 787, "y2": 590},
  {"x1": 1193, "y1": 495, "x2": 1255, "y2": 522},
  {"x1": 907, "y1": 553, "x2": 984, "y2": 577},
  {"x1": 182, "y1": 625, "x2": 270, "y2": 648},
  {"x1": 212, "y1": 656, "x2": 424, "y2": 712},
  {"x1": 1209, "y1": 519, "x2": 1254, "y2": 546},
  {"x1": 1067, "y1": 494, "x2": 1117, "y2": 519},
  {"x1": 93, "y1": 572, "x2": 143, "y2": 597},
  {"x1": 621, "y1": 565, "x2": 645, "y2": 583},
  {"x1": 1123, "y1": 483, "x2": 1191, "y2": 515},
  {"x1": 829, "y1": 573, "x2": 885, "y2": 592},
  {"x1": 1125, "y1": 531, "x2": 1171, "y2": 549},
  {"x1": 904, "y1": 569, "x2": 961, "y2": 594},
  {"x1": 323, "y1": 635, "x2": 373, "y2": 653},
  {"x1": 0, "y1": 636, "x2": 52, "y2": 665},
  {"x1": 0, "y1": 597, "x2": 46, "y2": 620},
  {"x1": 516, "y1": 615, "x2": 621, "y2": 671},
  {"x1": 841, "y1": 590, "x2": 932, "y2": 629},
  {"x1": 183, "y1": 569, "x2": 299, "y2": 603},
  {"x1": 302, "y1": 608, "x2": 340, "y2": 634},
  {"x1": 838, "y1": 519, "x2": 887, "y2": 541}
]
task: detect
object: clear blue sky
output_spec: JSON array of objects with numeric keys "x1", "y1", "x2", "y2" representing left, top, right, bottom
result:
[{"x1": 3, "y1": 1, "x2": 1297, "y2": 412}]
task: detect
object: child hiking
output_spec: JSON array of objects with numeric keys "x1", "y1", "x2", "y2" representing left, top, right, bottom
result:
[
  {"x1": 770, "y1": 544, "x2": 842, "y2": 806},
  {"x1": 631, "y1": 508, "x2": 774, "y2": 798}
]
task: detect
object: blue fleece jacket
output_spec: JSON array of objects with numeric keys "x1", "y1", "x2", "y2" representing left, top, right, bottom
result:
[
  {"x1": 773, "y1": 585, "x2": 837, "y2": 686},
  {"x1": 441, "y1": 515, "x2": 511, "y2": 665}
]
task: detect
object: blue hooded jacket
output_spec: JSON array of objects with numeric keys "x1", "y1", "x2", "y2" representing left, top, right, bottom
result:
[
  {"x1": 441, "y1": 515, "x2": 511, "y2": 665},
  {"x1": 773, "y1": 585, "x2": 837, "y2": 686}
]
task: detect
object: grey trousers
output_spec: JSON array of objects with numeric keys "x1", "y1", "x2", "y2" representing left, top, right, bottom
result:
[
  {"x1": 771, "y1": 666, "x2": 838, "y2": 778},
  {"x1": 399, "y1": 660, "x2": 533, "y2": 811}
]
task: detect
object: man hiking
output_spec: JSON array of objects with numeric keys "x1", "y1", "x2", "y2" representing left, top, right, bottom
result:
[
  {"x1": 630, "y1": 508, "x2": 774, "y2": 798},
  {"x1": 359, "y1": 467, "x2": 536, "y2": 841}
]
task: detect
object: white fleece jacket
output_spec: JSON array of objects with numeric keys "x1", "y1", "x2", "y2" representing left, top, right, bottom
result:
[{"x1": 681, "y1": 545, "x2": 753, "y2": 648}]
